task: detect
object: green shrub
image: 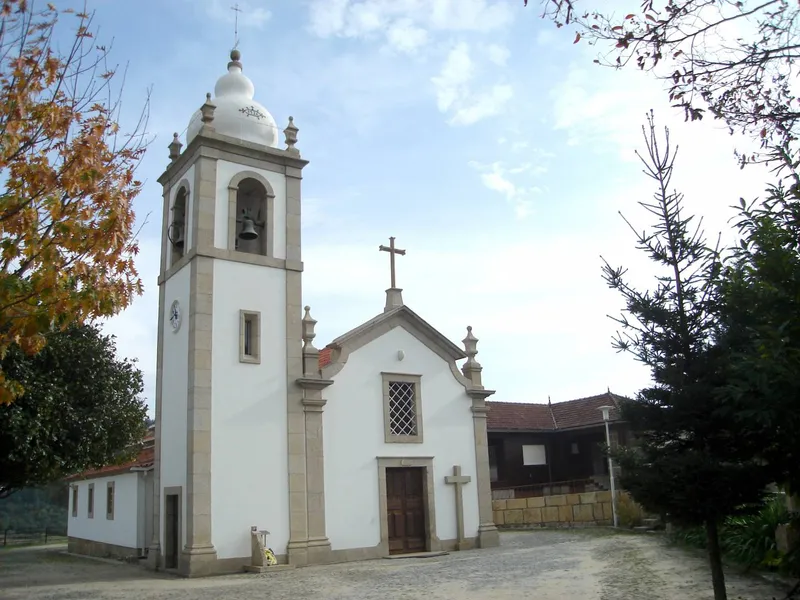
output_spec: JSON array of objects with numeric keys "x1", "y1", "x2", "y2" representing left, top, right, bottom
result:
[
  {"x1": 724, "y1": 495, "x2": 788, "y2": 568},
  {"x1": 617, "y1": 492, "x2": 646, "y2": 528},
  {"x1": 669, "y1": 524, "x2": 707, "y2": 549},
  {"x1": 668, "y1": 494, "x2": 792, "y2": 571}
]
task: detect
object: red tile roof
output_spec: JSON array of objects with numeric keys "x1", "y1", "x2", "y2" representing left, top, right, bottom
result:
[
  {"x1": 65, "y1": 430, "x2": 155, "y2": 481},
  {"x1": 486, "y1": 401, "x2": 555, "y2": 431},
  {"x1": 487, "y1": 392, "x2": 625, "y2": 432},
  {"x1": 318, "y1": 347, "x2": 332, "y2": 368},
  {"x1": 550, "y1": 393, "x2": 622, "y2": 429}
]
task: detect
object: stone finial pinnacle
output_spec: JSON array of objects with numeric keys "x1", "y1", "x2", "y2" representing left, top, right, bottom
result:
[
  {"x1": 462, "y1": 325, "x2": 479, "y2": 361},
  {"x1": 284, "y1": 116, "x2": 299, "y2": 155},
  {"x1": 201, "y1": 93, "x2": 216, "y2": 125},
  {"x1": 302, "y1": 305, "x2": 317, "y2": 350},
  {"x1": 301, "y1": 306, "x2": 321, "y2": 378},
  {"x1": 168, "y1": 132, "x2": 183, "y2": 163},
  {"x1": 461, "y1": 325, "x2": 483, "y2": 387}
]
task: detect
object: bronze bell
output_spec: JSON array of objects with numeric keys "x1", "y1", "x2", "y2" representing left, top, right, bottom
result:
[
  {"x1": 239, "y1": 216, "x2": 259, "y2": 241},
  {"x1": 168, "y1": 221, "x2": 185, "y2": 248}
]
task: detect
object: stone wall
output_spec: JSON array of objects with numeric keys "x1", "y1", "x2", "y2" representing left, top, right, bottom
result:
[
  {"x1": 67, "y1": 536, "x2": 142, "y2": 561},
  {"x1": 492, "y1": 491, "x2": 617, "y2": 528}
]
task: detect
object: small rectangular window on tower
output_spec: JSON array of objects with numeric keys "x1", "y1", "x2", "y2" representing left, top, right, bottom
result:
[
  {"x1": 239, "y1": 310, "x2": 261, "y2": 364},
  {"x1": 382, "y1": 373, "x2": 423, "y2": 443},
  {"x1": 87, "y1": 483, "x2": 94, "y2": 519},
  {"x1": 106, "y1": 482, "x2": 115, "y2": 520}
]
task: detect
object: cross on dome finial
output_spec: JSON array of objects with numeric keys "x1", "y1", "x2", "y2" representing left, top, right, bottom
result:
[{"x1": 231, "y1": 4, "x2": 243, "y2": 53}]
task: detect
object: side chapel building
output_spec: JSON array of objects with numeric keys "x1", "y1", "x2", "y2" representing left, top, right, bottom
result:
[{"x1": 65, "y1": 49, "x2": 500, "y2": 576}]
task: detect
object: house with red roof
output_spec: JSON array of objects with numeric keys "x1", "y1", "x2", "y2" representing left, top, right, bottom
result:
[
  {"x1": 486, "y1": 391, "x2": 630, "y2": 498},
  {"x1": 64, "y1": 426, "x2": 155, "y2": 560}
]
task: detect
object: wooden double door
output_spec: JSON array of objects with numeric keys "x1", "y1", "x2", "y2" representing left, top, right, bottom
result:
[{"x1": 386, "y1": 467, "x2": 427, "y2": 555}]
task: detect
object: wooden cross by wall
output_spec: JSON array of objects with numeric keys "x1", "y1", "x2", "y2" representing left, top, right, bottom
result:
[
  {"x1": 379, "y1": 236, "x2": 406, "y2": 289},
  {"x1": 445, "y1": 465, "x2": 472, "y2": 551}
]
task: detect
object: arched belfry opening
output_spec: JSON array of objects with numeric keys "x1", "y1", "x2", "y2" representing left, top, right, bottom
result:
[
  {"x1": 168, "y1": 186, "x2": 188, "y2": 265},
  {"x1": 232, "y1": 176, "x2": 270, "y2": 256}
]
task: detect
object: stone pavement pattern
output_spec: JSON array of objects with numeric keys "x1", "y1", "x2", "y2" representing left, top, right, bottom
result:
[{"x1": 0, "y1": 531, "x2": 792, "y2": 600}]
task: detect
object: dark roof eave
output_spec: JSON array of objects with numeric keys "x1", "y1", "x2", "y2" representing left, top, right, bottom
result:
[{"x1": 488, "y1": 419, "x2": 626, "y2": 434}]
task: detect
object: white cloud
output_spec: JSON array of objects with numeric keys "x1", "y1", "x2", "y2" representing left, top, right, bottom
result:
[
  {"x1": 307, "y1": 0, "x2": 350, "y2": 37},
  {"x1": 469, "y1": 160, "x2": 546, "y2": 218},
  {"x1": 547, "y1": 59, "x2": 773, "y2": 236},
  {"x1": 485, "y1": 43, "x2": 510, "y2": 67},
  {"x1": 385, "y1": 18, "x2": 429, "y2": 54},
  {"x1": 450, "y1": 84, "x2": 513, "y2": 125},
  {"x1": 431, "y1": 42, "x2": 473, "y2": 112},
  {"x1": 431, "y1": 42, "x2": 513, "y2": 126},
  {"x1": 307, "y1": 0, "x2": 513, "y2": 45}
]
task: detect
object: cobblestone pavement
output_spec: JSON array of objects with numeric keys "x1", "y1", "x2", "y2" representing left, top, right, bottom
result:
[{"x1": 0, "y1": 530, "x2": 793, "y2": 600}]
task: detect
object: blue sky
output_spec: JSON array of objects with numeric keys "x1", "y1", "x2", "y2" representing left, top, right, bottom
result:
[{"x1": 65, "y1": 0, "x2": 772, "y2": 414}]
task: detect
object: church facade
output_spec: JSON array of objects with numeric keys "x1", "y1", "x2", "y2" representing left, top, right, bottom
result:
[{"x1": 66, "y1": 49, "x2": 499, "y2": 576}]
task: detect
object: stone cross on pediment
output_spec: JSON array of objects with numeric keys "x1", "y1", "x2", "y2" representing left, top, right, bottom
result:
[
  {"x1": 379, "y1": 236, "x2": 406, "y2": 290},
  {"x1": 445, "y1": 465, "x2": 472, "y2": 551}
]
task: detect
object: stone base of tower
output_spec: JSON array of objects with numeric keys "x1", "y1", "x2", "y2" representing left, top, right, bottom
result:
[
  {"x1": 477, "y1": 524, "x2": 501, "y2": 548},
  {"x1": 286, "y1": 536, "x2": 334, "y2": 567},
  {"x1": 307, "y1": 536, "x2": 333, "y2": 564},
  {"x1": 178, "y1": 545, "x2": 219, "y2": 577},
  {"x1": 146, "y1": 545, "x2": 161, "y2": 571}
]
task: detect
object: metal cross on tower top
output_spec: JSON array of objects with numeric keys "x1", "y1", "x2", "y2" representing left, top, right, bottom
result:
[
  {"x1": 379, "y1": 236, "x2": 406, "y2": 289},
  {"x1": 231, "y1": 4, "x2": 242, "y2": 49}
]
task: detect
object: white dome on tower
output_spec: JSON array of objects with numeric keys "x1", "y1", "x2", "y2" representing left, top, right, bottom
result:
[{"x1": 186, "y1": 49, "x2": 279, "y2": 148}]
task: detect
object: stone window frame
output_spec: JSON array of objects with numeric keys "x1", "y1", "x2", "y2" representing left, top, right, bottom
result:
[
  {"x1": 227, "y1": 170, "x2": 275, "y2": 258},
  {"x1": 71, "y1": 485, "x2": 78, "y2": 518},
  {"x1": 239, "y1": 309, "x2": 261, "y2": 364},
  {"x1": 87, "y1": 483, "x2": 95, "y2": 519},
  {"x1": 381, "y1": 372, "x2": 423, "y2": 444},
  {"x1": 106, "y1": 481, "x2": 115, "y2": 521}
]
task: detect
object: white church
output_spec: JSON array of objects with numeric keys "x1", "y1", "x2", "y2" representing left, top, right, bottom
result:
[{"x1": 65, "y1": 49, "x2": 500, "y2": 576}]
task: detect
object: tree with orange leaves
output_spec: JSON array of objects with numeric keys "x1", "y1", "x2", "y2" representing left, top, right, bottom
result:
[{"x1": 0, "y1": 0, "x2": 148, "y2": 403}]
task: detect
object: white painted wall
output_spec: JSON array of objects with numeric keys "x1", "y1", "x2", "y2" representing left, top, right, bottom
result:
[
  {"x1": 168, "y1": 163, "x2": 195, "y2": 262},
  {"x1": 324, "y1": 325, "x2": 479, "y2": 551},
  {"x1": 159, "y1": 264, "x2": 191, "y2": 551},
  {"x1": 137, "y1": 471, "x2": 151, "y2": 550},
  {"x1": 67, "y1": 473, "x2": 143, "y2": 551},
  {"x1": 210, "y1": 259, "x2": 289, "y2": 559},
  {"x1": 214, "y1": 160, "x2": 287, "y2": 258}
]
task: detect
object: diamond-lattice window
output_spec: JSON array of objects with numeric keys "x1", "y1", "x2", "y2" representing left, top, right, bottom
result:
[
  {"x1": 382, "y1": 373, "x2": 423, "y2": 443},
  {"x1": 388, "y1": 381, "x2": 417, "y2": 436}
]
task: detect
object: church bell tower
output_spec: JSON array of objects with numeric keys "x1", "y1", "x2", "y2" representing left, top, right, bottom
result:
[{"x1": 149, "y1": 49, "x2": 311, "y2": 576}]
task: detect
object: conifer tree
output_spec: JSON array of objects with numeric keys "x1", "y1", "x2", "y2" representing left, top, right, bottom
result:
[{"x1": 604, "y1": 112, "x2": 772, "y2": 600}]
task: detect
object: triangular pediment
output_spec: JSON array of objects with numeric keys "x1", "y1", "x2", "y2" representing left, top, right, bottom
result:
[{"x1": 319, "y1": 305, "x2": 470, "y2": 385}]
